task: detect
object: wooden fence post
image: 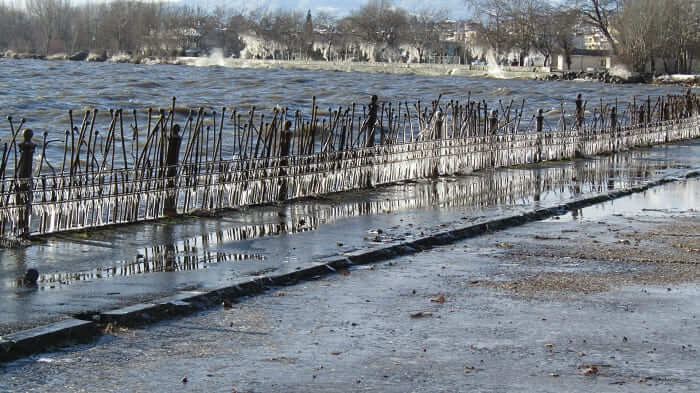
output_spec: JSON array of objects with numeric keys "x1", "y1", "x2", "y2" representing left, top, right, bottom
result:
[
  {"x1": 536, "y1": 109, "x2": 544, "y2": 162},
  {"x1": 489, "y1": 110, "x2": 498, "y2": 134},
  {"x1": 278, "y1": 120, "x2": 292, "y2": 201},
  {"x1": 435, "y1": 111, "x2": 444, "y2": 140},
  {"x1": 164, "y1": 124, "x2": 182, "y2": 217},
  {"x1": 575, "y1": 93, "x2": 584, "y2": 129},
  {"x1": 17, "y1": 129, "x2": 35, "y2": 238},
  {"x1": 489, "y1": 110, "x2": 498, "y2": 167},
  {"x1": 610, "y1": 107, "x2": 618, "y2": 153},
  {"x1": 366, "y1": 95, "x2": 378, "y2": 148},
  {"x1": 575, "y1": 94, "x2": 584, "y2": 157}
]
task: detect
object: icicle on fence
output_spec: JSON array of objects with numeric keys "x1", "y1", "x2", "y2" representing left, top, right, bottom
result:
[{"x1": 1, "y1": 90, "x2": 699, "y2": 245}]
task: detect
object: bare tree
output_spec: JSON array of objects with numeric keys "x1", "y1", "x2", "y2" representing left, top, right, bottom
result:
[
  {"x1": 336, "y1": 15, "x2": 359, "y2": 60},
  {"x1": 555, "y1": 9, "x2": 579, "y2": 70},
  {"x1": 315, "y1": 11, "x2": 341, "y2": 61},
  {"x1": 346, "y1": 0, "x2": 408, "y2": 50},
  {"x1": 25, "y1": 0, "x2": 73, "y2": 54},
  {"x1": 614, "y1": 0, "x2": 699, "y2": 73},
  {"x1": 221, "y1": 11, "x2": 248, "y2": 57},
  {"x1": 577, "y1": 0, "x2": 622, "y2": 55},
  {"x1": 1, "y1": 0, "x2": 695, "y2": 72},
  {"x1": 274, "y1": 10, "x2": 304, "y2": 59},
  {"x1": 407, "y1": 8, "x2": 446, "y2": 63},
  {"x1": 247, "y1": 8, "x2": 305, "y2": 59},
  {"x1": 195, "y1": 6, "x2": 242, "y2": 56},
  {"x1": 66, "y1": 2, "x2": 93, "y2": 54},
  {"x1": 654, "y1": 0, "x2": 699, "y2": 74},
  {"x1": 615, "y1": 0, "x2": 661, "y2": 71},
  {"x1": 0, "y1": 2, "x2": 33, "y2": 52},
  {"x1": 465, "y1": 0, "x2": 511, "y2": 57},
  {"x1": 506, "y1": 0, "x2": 544, "y2": 65},
  {"x1": 531, "y1": 5, "x2": 555, "y2": 66}
]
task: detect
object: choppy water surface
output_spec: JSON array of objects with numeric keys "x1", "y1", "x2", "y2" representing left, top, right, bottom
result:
[
  {"x1": 0, "y1": 58, "x2": 691, "y2": 170},
  {"x1": 0, "y1": 58, "x2": 690, "y2": 136}
]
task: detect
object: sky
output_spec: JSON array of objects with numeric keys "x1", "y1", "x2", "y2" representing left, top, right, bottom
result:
[{"x1": 182, "y1": 0, "x2": 473, "y2": 19}]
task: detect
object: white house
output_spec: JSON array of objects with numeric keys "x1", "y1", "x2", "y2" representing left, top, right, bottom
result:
[{"x1": 556, "y1": 49, "x2": 612, "y2": 72}]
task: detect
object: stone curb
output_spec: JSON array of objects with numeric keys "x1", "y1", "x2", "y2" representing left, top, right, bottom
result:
[
  {"x1": 1, "y1": 171, "x2": 697, "y2": 363},
  {"x1": 0, "y1": 319, "x2": 99, "y2": 363}
]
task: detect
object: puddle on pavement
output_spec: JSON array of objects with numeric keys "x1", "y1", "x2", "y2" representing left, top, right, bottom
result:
[
  {"x1": 557, "y1": 177, "x2": 699, "y2": 222},
  {"x1": 31, "y1": 252, "x2": 266, "y2": 289},
  {"x1": 281, "y1": 151, "x2": 676, "y2": 226},
  {"x1": 10, "y1": 233, "x2": 266, "y2": 289},
  {"x1": 0, "y1": 149, "x2": 693, "y2": 291}
]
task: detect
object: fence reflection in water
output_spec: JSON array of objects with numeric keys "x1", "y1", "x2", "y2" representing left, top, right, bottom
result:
[{"x1": 15, "y1": 149, "x2": 669, "y2": 289}]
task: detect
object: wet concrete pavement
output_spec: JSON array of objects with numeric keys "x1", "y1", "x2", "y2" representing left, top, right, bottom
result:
[
  {"x1": 1, "y1": 140, "x2": 699, "y2": 335},
  {"x1": 1, "y1": 177, "x2": 698, "y2": 392}
]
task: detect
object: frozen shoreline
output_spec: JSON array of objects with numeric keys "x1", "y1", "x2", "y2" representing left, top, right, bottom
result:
[
  {"x1": 3, "y1": 49, "x2": 699, "y2": 86},
  {"x1": 180, "y1": 56, "x2": 548, "y2": 80},
  {"x1": 180, "y1": 58, "x2": 700, "y2": 86},
  {"x1": 0, "y1": 49, "x2": 556, "y2": 80}
]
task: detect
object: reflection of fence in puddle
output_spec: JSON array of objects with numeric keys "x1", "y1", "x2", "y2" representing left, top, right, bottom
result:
[
  {"x1": 303, "y1": 152, "x2": 670, "y2": 222},
  {"x1": 198, "y1": 151, "x2": 673, "y2": 244},
  {"x1": 30, "y1": 239, "x2": 265, "y2": 288},
  {"x1": 19, "y1": 151, "x2": 674, "y2": 289},
  {"x1": 198, "y1": 151, "x2": 673, "y2": 241}
]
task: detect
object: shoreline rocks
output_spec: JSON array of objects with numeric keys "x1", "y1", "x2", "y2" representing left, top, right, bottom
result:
[
  {"x1": 538, "y1": 69, "x2": 700, "y2": 86},
  {"x1": 536, "y1": 70, "x2": 645, "y2": 84},
  {"x1": 652, "y1": 74, "x2": 700, "y2": 86},
  {"x1": 86, "y1": 51, "x2": 107, "y2": 62},
  {"x1": 2, "y1": 50, "x2": 44, "y2": 60},
  {"x1": 68, "y1": 51, "x2": 89, "y2": 61}
]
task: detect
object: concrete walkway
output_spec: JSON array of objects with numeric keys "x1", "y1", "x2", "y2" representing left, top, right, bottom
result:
[
  {"x1": 1, "y1": 178, "x2": 698, "y2": 392},
  {"x1": 0, "y1": 140, "x2": 699, "y2": 336}
]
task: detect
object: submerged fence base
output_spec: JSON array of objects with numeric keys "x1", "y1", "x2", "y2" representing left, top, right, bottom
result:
[{"x1": 1, "y1": 92, "x2": 699, "y2": 244}]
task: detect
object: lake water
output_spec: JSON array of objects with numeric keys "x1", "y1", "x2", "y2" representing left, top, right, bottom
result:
[{"x1": 0, "y1": 58, "x2": 690, "y2": 164}]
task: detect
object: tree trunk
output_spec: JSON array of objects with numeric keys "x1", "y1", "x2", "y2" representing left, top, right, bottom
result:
[{"x1": 45, "y1": 32, "x2": 52, "y2": 55}]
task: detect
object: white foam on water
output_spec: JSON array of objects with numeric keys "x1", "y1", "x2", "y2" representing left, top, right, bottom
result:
[
  {"x1": 191, "y1": 48, "x2": 227, "y2": 67},
  {"x1": 609, "y1": 64, "x2": 633, "y2": 79},
  {"x1": 108, "y1": 52, "x2": 132, "y2": 63},
  {"x1": 486, "y1": 50, "x2": 505, "y2": 79}
]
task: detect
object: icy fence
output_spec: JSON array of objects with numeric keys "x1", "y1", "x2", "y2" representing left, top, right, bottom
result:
[
  {"x1": 1, "y1": 92, "x2": 698, "y2": 243},
  {"x1": 27, "y1": 152, "x2": 658, "y2": 286}
]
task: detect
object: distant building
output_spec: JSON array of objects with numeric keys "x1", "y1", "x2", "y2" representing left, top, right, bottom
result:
[
  {"x1": 572, "y1": 22, "x2": 614, "y2": 51},
  {"x1": 458, "y1": 22, "x2": 482, "y2": 60},
  {"x1": 556, "y1": 48, "x2": 612, "y2": 72},
  {"x1": 583, "y1": 31, "x2": 612, "y2": 51},
  {"x1": 178, "y1": 28, "x2": 203, "y2": 50},
  {"x1": 439, "y1": 19, "x2": 458, "y2": 42}
]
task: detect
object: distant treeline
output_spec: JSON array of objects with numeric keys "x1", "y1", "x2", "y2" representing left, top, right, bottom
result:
[
  {"x1": 0, "y1": 0, "x2": 698, "y2": 73},
  {"x1": 467, "y1": 0, "x2": 700, "y2": 74},
  {"x1": 0, "y1": 0, "x2": 460, "y2": 63}
]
